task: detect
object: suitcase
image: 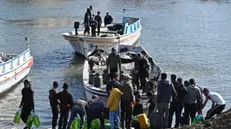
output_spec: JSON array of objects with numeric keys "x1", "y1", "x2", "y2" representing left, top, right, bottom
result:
[
  {"x1": 148, "y1": 112, "x2": 160, "y2": 129},
  {"x1": 138, "y1": 113, "x2": 150, "y2": 129}
]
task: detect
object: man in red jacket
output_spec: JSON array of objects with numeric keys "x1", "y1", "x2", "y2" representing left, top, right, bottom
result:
[{"x1": 57, "y1": 83, "x2": 74, "y2": 129}]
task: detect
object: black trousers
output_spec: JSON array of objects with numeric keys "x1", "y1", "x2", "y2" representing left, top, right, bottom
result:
[
  {"x1": 51, "y1": 106, "x2": 59, "y2": 128},
  {"x1": 91, "y1": 27, "x2": 96, "y2": 37},
  {"x1": 138, "y1": 72, "x2": 146, "y2": 90},
  {"x1": 168, "y1": 102, "x2": 183, "y2": 128},
  {"x1": 183, "y1": 103, "x2": 197, "y2": 125},
  {"x1": 58, "y1": 108, "x2": 70, "y2": 129},
  {"x1": 205, "y1": 104, "x2": 225, "y2": 120},
  {"x1": 84, "y1": 25, "x2": 90, "y2": 35},
  {"x1": 97, "y1": 25, "x2": 100, "y2": 36},
  {"x1": 121, "y1": 101, "x2": 132, "y2": 129},
  {"x1": 21, "y1": 107, "x2": 32, "y2": 123},
  {"x1": 87, "y1": 111, "x2": 105, "y2": 129}
]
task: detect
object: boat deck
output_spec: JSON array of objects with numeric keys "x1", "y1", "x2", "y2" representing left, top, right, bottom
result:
[
  {"x1": 89, "y1": 61, "x2": 135, "y2": 90},
  {"x1": 66, "y1": 26, "x2": 121, "y2": 38}
]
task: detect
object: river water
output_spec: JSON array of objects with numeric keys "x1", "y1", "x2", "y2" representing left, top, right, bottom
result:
[{"x1": 0, "y1": 0, "x2": 231, "y2": 128}]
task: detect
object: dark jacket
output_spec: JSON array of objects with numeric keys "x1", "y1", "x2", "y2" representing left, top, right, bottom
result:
[
  {"x1": 104, "y1": 15, "x2": 113, "y2": 26},
  {"x1": 138, "y1": 57, "x2": 150, "y2": 72},
  {"x1": 95, "y1": 15, "x2": 102, "y2": 26},
  {"x1": 20, "y1": 87, "x2": 34, "y2": 110},
  {"x1": 90, "y1": 19, "x2": 98, "y2": 29},
  {"x1": 71, "y1": 104, "x2": 85, "y2": 120},
  {"x1": 172, "y1": 81, "x2": 187, "y2": 103},
  {"x1": 57, "y1": 90, "x2": 74, "y2": 109},
  {"x1": 184, "y1": 85, "x2": 201, "y2": 104},
  {"x1": 107, "y1": 52, "x2": 121, "y2": 70},
  {"x1": 49, "y1": 89, "x2": 59, "y2": 107},
  {"x1": 86, "y1": 99, "x2": 104, "y2": 113},
  {"x1": 157, "y1": 80, "x2": 176, "y2": 103},
  {"x1": 121, "y1": 82, "x2": 134, "y2": 102},
  {"x1": 84, "y1": 12, "x2": 90, "y2": 26},
  {"x1": 106, "y1": 80, "x2": 120, "y2": 95}
]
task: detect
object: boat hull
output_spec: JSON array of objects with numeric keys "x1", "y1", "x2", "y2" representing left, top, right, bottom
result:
[
  {"x1": 82, "y1": 45, "x2": 161, "y2": 106},
  {"x1": 63, "y1": 26, "x2": 142, "y2": 57},
  {"x1": 0, "y1": 49, "x2": 33, "y2": 94}
]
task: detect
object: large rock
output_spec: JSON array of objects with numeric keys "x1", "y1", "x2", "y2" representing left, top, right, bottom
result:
[{"x1": 179, "y1": 108, "x2": 231, "y2": 129}]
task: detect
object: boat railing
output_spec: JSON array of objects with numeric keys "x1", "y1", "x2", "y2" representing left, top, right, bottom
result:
[
  {"x1": 0, "y1": 49, "x2": 31, "y2": 75},
  {"x1": 123, "y1": 18, "x2": 141, "y2": 35}
]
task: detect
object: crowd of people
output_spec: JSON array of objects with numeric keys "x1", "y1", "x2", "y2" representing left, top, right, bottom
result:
[
  {"x1": 83, "y1": 6, "x2": 113, "y2": 36},
  {"x1": 18, "y1": 47, "x2": 226, "y2": 129}
]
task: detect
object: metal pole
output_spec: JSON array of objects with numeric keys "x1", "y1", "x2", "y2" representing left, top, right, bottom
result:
[{"x1": 25, "y1": 37, "x2": 30, "y2": 49}]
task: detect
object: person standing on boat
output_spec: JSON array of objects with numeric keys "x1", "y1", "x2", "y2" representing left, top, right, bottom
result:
[
  {"x1": 104, "y1": 12, "x2": 113, "y2": 26},
  {"x1": 201, "y1": 88, "x2": 226, "y2": 120},
  {"x1": 19, "y1": 80, "x2": 34, "y2": 129},
  {"x1": 168, "y1": 75, "x2": 187, "y2": 128},
  {"x1": 89, "y1": 5, "x2": 93, "y2": 17},
  {"x1": 84, "y1": 8, "x2": 91, "y2": 36},
  {"x1": 49, "y1": 81, "x2": 60, "y2": 129},
  {"x1": 57, "y1": 83, "x2": 74, "y2": 129},
  {"x1": 120, "y1": 74, "x2": 134, "y2": 129},
  {"x1": 107, "y1": 47, "x2": 121, "y2": 76},
  {"x1": 107, "y1": 87, "x2": 123, "y2": 129},
  {"x1": 157, "y1": 73, "x2": 176, "y2": 129},
  {"x1": 135, "y1": 52, "x2": 150, "y2": 90},
  {"x1": 183, "y1": 78, "x2": 202, "y2": 125},
  {"x1": 95, "y1": 11, "x2": 102, "y2": 36},
  {"x1": 90, "y1": 17, "x2": 98, "y2": 37},
  {"x1": 86, "y1": 95, "x2": 105, "y2": 129}
]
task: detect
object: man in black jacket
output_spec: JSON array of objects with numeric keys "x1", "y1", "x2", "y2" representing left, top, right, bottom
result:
[
  {"x1": 49, "y1": 81, "x2": 60, "y2": 129},
  {"x1": 168, "y1": 76, "x2": 187, "y2": 128},
  {"x1": 95, "y1": 11, "x2": 102, "y2": 36},
  {"x1": 20, "y1": 80, "x2": 34, "y2": 129},
  {"x1": 86, "y1": 95, "x2": 105, "y2": 129},
  {"x1": 104, "y1": 12, "x2": 113, "y2": 26},
  {"x1": 57, "y1": 83, "x2": 74, "y2": 129}
]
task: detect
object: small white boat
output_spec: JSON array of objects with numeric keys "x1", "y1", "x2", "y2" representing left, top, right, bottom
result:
[
  {"x1": 82, "y1": 45, "x2": 163, "y2": 105},
  {"x1": 62, "y1": 17, "x2": 142, "y2": 57},
  {"x1": 0, "y1": 48, "x2": 33, "y2": 94}
]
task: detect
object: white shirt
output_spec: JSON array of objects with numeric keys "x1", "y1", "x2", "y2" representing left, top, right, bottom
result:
[{"x1": 207, "y1": 92, "x2": 226, "y2": 105}]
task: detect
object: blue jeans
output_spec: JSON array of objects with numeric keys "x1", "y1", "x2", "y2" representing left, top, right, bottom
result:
[{"x1": 109, "y1": 110, "x2": 120, "y2": 129}]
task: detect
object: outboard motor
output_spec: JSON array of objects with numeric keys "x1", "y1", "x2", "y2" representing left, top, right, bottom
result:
[
  {"x1": 102, "y1": 69, "x2": 109, "y2": 84},
  {"x1": 74, "y1": 21, "x2": 79, "y2": 35},
  {"x1": 89, "y1": 70, "x2": 96, "y2": 85},
  {"x1": 94, "y1": 73, "x2": 101, "y2": 88}
]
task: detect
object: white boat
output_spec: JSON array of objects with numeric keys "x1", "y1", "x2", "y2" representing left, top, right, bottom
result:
[
  {"x1": 62, "y1": 17, "x2": 142, "y2": 57},
  {"x1": 0, "y1": 48, "x2": 33, "y2": 94},
  {"x1": 82, "y1": 45, "x2": 163, "y2": 106}
]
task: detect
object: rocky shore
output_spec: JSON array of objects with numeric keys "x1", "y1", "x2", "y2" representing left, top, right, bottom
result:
[{"x1": 179, "y1": 108, "x2": 231, "y2": 129}]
